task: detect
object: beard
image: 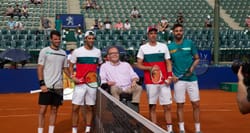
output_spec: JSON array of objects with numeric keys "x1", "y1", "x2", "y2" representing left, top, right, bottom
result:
[
  {"x1": 174, "y1": 34, "x2": 183, "y2": 41},
  {"x1": 86, "y1": 43, "x2": 94, "y2": 49}
]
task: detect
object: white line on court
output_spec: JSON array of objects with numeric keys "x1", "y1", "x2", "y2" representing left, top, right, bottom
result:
[{"x1": 0, "y1": 113, "x2": 70, "y2": 118}]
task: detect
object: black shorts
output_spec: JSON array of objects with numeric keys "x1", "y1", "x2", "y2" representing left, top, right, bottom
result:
[{"x1": 38, "y1": 89, "x2": 63, "y2": 106}]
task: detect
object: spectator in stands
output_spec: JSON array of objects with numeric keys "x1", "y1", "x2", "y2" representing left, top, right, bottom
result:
[
  {"x1": 205, "y1": 15, "x2": 213, "y2": 28},
  {"x1": 55, "y1": 15, "x2": 62, "y2": 32},
  {"x1": 114, "y1": 19, "x2": 124, "y2": 30},
  {"x1": 13, "y1": 4, "x2": 22, "y2": 20},
  {"x1": 124, "y1": 19, "x2": 131, "y2": 30},
  {"x1": 75, "y1": 24, "x2": 84, "y2": 43},
  {"x1": 22, "y1": 5, "x2": 29, "y2": 19},
  {"x1": 5, "y1": 5, "x2": 14, "y2": 18},
  {"x1": 85, "y1": 0, "x2": 92, "y2": 12},
  {"x1": 92, "y1": 0, "x2": 101, "y2": 10},
  {"x1": 103, "y1": 17, "x2": 112, "y2": 30},
  {"x1": 41, "y1": 16, "x2": 52, "y2": 35},
  {"x1": 7, "y1": 17, "x2": 16, "y2": 30},
  {"x1": 176, "y1": 11, "x2": 184, "y2": 24},
  {"x1": 245, "y1": 15, "x2": 250, "y2": 28},
  {"x1": 98, "y1": 19, "x2": 103, "y2": 30},
  {"x1": 158, "y1": 16, "x2": 169, "y2": 33},
  {"x1": 130, "y1": 7, "x2": 141, "y2": 20},
  {"x1": 157, "y1": 17, "x2": 170, "y2": 42},
  {"x1": 92, "y1": 19, "x2": 100, "y2": 30},
  {"x1": 34, "y1": 0, "x2": 43, "y2": 7},
  {"x1": 15, "y1": 21, "x2": 24, "y2": 30},
  {"x1": 75, "y1": 24, "x2": 83, "y2": 36}
]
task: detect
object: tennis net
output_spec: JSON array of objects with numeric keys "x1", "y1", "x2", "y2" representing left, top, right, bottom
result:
[{"x1": 95, "y1": 87, "x2": 167, "y2": 133}]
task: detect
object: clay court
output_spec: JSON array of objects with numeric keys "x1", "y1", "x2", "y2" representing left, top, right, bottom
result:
[{"x1": 0, "y1": 89, "x2": 249, "y2": 133}]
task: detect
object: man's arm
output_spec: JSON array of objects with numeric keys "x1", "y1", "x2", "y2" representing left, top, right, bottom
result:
[
  {"x1": 237, "y1": 66, "x2": 250, "y2": 114},
  {"x1": 189, "y1": 54, "x2": 200, "y2": 73},
  {"x1": 63, "y1": 67, "x2": 71, "y2": 78},
  {"x1": 37, "y1": 64, "x2": 48, "y2": 92},
  {"x1": 136, "y1": 58, "x2": 152, "y2": 71},
  {"x1": 37, "y1": 64, "x2": 44, "y2": 81}
]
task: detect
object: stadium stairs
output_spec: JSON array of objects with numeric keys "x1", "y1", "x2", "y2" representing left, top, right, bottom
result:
[{"x1": 206, "y1": 0, "x2": 243, "y2": 30}]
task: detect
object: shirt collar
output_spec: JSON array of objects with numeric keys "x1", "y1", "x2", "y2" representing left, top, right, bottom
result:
[{"x1": 108, "y1": 61, "x2": 121, "y2": 66}]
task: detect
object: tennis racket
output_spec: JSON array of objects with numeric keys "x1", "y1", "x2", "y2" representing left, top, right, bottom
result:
[
  {"x1": 177, "y1": 59, "x2": 209, "y2": 79},
  {"x1": 84, "y1": 71, "x2": 101, "y2": 88},
  {"x1": 30, "y1": 78, "x2": 74, "y2": 96},
  {"x1": 150, "y1": 65, "x2": 164, "y2": 84}
]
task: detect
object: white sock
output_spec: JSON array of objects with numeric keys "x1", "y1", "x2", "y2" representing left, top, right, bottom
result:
[
  {"x1": 72, "y1": 127, "x2": 77, "y2": 133},
  {"x1": 48, "y1": 125, "x2": 54, "y2": 133},
  {"x1": 195, "y1": 123, "x2": 200, "y2": 132},
  {"x1": 179, "y1": 122, "x2": 185, "y2": 131},
  {"x1": 167, "y1": 124, "x2": 172, "y2": 132},
  {"x1": 85, "y1": 126, "x2": 91, "y2": 133},
  {"x1": 38, "y1": 128, "x2": 43, "y2": 133}
]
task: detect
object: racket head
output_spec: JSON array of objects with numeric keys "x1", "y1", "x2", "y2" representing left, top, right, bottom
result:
[
  {"x1": 84, "y1": 71, "x2": 101, "y2": 88},
  {"x1": 195, "y1": 59, "x2": 209, "y2": 76},
  {"x1": 150, "y1": 68, "x2": 163, "y2": 84}
]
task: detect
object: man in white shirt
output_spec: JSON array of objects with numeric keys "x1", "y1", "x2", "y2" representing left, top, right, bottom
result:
[{"x1": 124, "y1": 19, "x2": 131, "y2": 30}]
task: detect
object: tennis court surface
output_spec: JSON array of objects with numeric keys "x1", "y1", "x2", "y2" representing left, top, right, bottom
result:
[{"x1": 0, "y1": 89, "x2": 249, "y2": 133}]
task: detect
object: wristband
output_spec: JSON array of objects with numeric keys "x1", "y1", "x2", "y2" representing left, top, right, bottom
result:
[
  {"x1": 167, "y1": 72, "x2": 173, "y2": 78},
  {"x1": 39, "y1": 80, "x2": 45, "y2": 87}
]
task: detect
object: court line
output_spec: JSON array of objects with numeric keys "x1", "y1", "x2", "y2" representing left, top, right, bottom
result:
[
  {"x1": 140, "y1": 109, "x2": 234, "y2": 113},
  {"x1": 0, "y1": 113, "x2": 70, "y2": 118}
]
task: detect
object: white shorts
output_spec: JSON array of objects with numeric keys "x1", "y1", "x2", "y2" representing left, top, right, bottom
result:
[
  {"x1": 72, "y1": 84, "x2": 97, "y2": 106},
  {"x1": 174, "y1": 80, "x2": 200, "y2": 103},
  {"x1": 146, "y1": 84, "x2": 172, "y2": 105}
]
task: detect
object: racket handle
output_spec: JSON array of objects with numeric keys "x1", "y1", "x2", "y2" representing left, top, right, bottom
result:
[
  {"x1": 177, "y1": 74, "x2": 184, "y2": 79},
  {"x1": 30, "y1": 89, "x2": 42, "y2": 94}
]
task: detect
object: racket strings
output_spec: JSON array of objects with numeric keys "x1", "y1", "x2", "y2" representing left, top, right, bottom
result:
[
  {"x1": 85, "y1": 72, "x2": 100, "y2": 88},
  {"x1": 151, "y1": 69, "x2": 163, "y2": 83}
]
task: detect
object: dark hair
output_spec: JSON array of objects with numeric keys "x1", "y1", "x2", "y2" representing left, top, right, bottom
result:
[
  {"x1": 50, "y1": 30, "x2": 61, "y2": 39},
  {"x1": 69, "y1": 49, "x2": 74, "y2": 52},
  {"x1": 172, "y1": 23, "x2": 184, "y2": 30}
]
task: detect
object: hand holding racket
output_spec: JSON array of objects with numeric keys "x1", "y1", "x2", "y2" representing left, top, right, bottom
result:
[
  {"x1": 67, "y1": 71, "x2": 101, "y2": 88},
  {"x1": 175, "y1": 59, "x2": 209, "y2": 80},
  {"x1": 150, "y1": 65, "x2": 163, "y2": 84},
  {"x1": 30, "y1": 78, "x2": 74, "y2": 96},
  {"x1": 84, "y1": 71, "x2": 101, "y2": 88}
]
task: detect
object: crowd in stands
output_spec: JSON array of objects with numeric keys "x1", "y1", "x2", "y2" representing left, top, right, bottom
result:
[
  {"x1": 5, "y1": 4, "x2": 27, "y2": 21},
  {"x1": 91, "y1": 17, "x2": 132, "y2": 31},
  {"x1": 3, "y1": 0, "x2": 44, "y2": 30}
]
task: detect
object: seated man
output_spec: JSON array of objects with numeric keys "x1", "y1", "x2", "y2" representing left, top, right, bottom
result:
[
  {"x1": 99, "y1": 46, "x2": 143, "y2": 111},
  {"x1": 5, "y1": 5, "x2": 14, "y2": 18},
  {"x1": 130, "y1": 7, "x2": 141, "y2": 19}
]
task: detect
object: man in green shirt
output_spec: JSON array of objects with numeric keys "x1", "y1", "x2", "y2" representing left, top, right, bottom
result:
[{"x1": 168, "y1": 23, "x2": 202, "y2": 133}]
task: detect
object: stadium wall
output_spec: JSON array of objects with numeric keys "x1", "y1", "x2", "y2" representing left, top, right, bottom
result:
[{"x1": 0, "y1": 67, "x2": 237, "y2": 93}]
